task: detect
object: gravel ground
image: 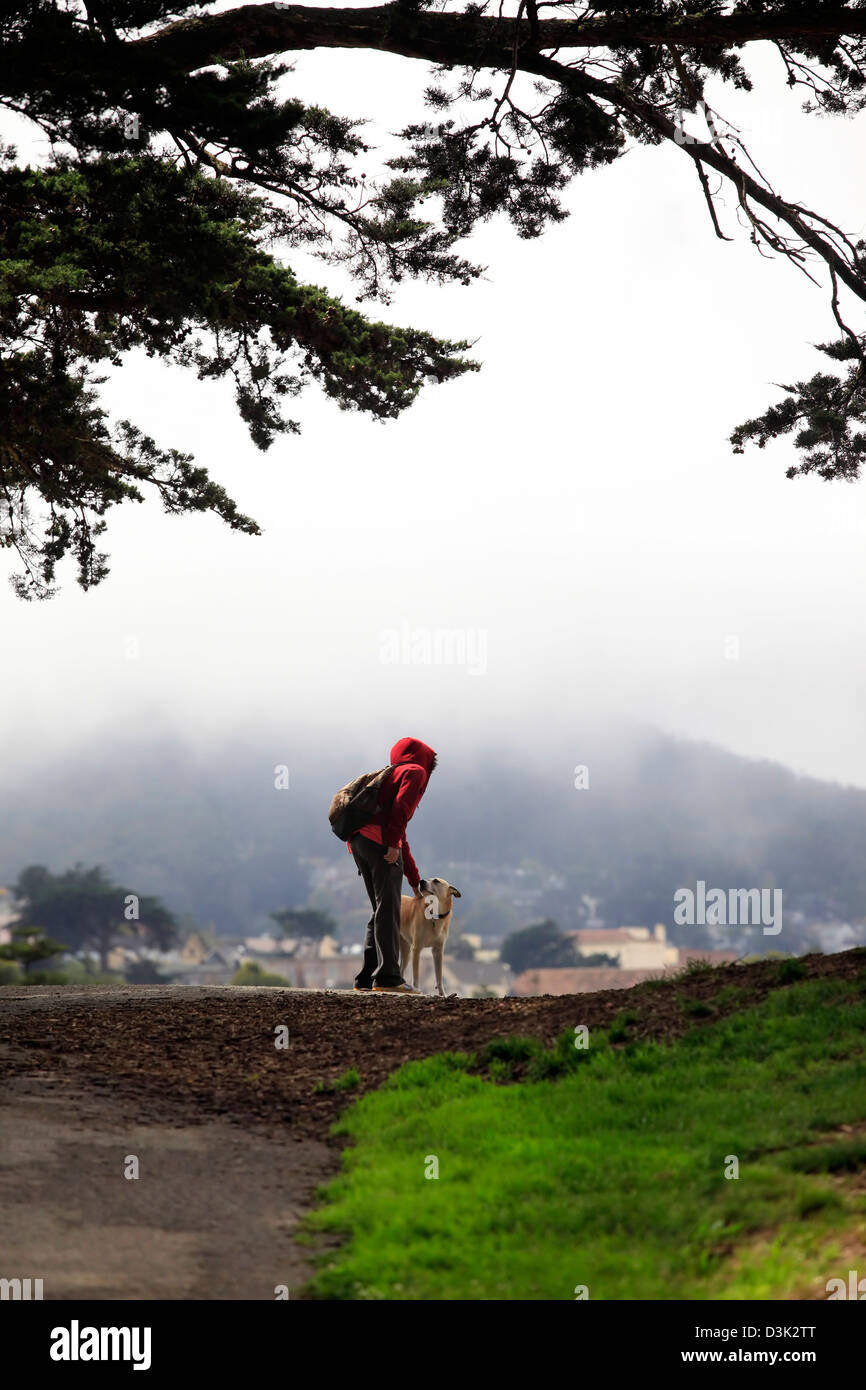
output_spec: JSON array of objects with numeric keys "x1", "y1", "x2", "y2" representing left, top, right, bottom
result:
[{"x1": 1, "y1": 951, "x2": 862, "y2": 1299}]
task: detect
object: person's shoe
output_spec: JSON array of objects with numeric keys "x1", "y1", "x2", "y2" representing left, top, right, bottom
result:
[
  {"x1": 372, "y1": 981, "x2": 424, "y2": 995},
  {"x1": 353, "y1": 984, "x2": 373, "y2": 992}
]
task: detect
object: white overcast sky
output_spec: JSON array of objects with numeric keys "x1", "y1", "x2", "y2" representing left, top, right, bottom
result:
[{"x1": 2, "y1": 5, "x2": 866, "y2": 787}]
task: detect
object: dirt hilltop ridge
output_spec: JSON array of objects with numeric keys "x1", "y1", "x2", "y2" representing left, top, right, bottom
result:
[
  {"x1": 1, "y1": 949, "x2": 863, "y2": 1140},
  {"x1": 1, "y1": 950, "x2": 863, "y2": 1300}
]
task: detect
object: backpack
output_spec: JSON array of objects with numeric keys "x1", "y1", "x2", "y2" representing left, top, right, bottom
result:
[{"x1": 328, "y1": 765, "x2": 394, "y2": 841}]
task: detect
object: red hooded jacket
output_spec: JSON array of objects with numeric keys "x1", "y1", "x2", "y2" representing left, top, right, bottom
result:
[{"x1": 354, "y1": 737, "x2": 436, "y2": 892}]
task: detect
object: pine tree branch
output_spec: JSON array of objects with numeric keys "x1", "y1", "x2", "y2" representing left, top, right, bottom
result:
[
  {"x1": 521, "y1": 52, "x2": 866, "y2": 307},
  {"x1": 134, "y1": 2, "x2": 866, "y2": 71}
]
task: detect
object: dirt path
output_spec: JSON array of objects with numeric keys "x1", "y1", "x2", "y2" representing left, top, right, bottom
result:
[
  {"x1": 0, "y1": 1074, "x2": 331, "y2": 1299},
  {"x1": 1, "y1": 953, "x2": 862, "y2": 1299},
  {"x1": 0, "y1": 984, "x2": 598, "y2": 1300}
]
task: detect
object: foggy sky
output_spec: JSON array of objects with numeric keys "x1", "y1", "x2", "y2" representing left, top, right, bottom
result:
[{"x1": 2, "y1": 16, "x2": 866, "y2": 789}]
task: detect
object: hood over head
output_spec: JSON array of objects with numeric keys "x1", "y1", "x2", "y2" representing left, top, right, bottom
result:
[{"x1": 390, "y1": 737, "x2": 437, "y2": 779}]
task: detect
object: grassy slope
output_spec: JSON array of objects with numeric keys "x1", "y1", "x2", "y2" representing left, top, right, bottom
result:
[{"x1": 302, "y1": 970, "x2": 866, "y2": 1300}]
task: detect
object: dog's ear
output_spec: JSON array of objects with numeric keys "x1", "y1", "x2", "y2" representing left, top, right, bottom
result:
[{"x1": 449, "y1": 886, "x2": 462, "y2": 898}]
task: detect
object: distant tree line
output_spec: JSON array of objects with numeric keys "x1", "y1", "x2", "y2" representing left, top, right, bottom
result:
[{"x1": 2, "y1": 863, "x2": 176, "y2": 981}]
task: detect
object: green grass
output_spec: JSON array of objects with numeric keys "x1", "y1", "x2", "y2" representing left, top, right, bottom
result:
[
  {"x1": 681, "y1": 957, "x2": 717, "y2": 976},
  {"x1": 481, "y1": 1036, "x2": 540, "y2": 1063},
  {"x1": 607, "y1": 1008, "x2": 639, "y2": 1042},
  {"x1": 640, "y1": 974, "x2": 673, "y2": 992},
  {"x1": 713, "y1": 984, "x2": 748, "y2": 1009},
  {"x1": 314, "y1": 1067, "x2": 361, "y2": 1095},
  {"x1": 681, "y1": 998, "x2": 716, "y2": 1018},
  {"x1": 775, "y1": 957, "x2": 809, "y2": 984},
  {"x1": 302, "y1": 975, "x2": 866, "y2": 1300}
]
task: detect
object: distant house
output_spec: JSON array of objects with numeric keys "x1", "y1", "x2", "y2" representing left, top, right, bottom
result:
[
  {"x1": 566, "y1": 924, "x2": 679, "y2": 971},
  {"x1": 106, "y1": 945, "x2": 141, "y2": 972},
  {"x1": 176, "y1": 948, "x2": 234, "y2": 984},
  {"x1": 243, "y1": 934, "x2": 297, "y2": 958},
  {"x1": 291, "y1": 956, "x2": 359, "y2": 990},
  {"x1": 241, "y1": 932, "x2": 350, "y2": 984},
  {"x1": 512, "y1": 940, "x2": 739, "y2": 996},
  {"x1": 143, "y1": 931, "x2": 235, "y2": 984},
  {"x1": 180, "y1": 932, "x2": 209, "y2": 965}
]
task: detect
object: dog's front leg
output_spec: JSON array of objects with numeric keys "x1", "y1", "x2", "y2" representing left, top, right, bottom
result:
[
  {"x1": 432, "y1": 942, "x2": 445, "y2": 997},
  {"x1": 411, "y1": 941, "x2": 422, "y2": 990}
]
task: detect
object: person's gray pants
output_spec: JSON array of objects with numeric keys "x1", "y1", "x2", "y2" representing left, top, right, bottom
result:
[{"x1": 349, "y1": 833, "x2": 405, "y2": 987}]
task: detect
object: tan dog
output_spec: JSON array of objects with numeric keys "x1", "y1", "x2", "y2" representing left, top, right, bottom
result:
[{"x1": 399, "y1": 877, "x2": 462, "y2": 996}]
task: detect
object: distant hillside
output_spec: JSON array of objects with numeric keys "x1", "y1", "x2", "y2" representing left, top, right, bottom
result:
[{"x1": 0, "y1": 726, "x2": 864, "y2": 948}]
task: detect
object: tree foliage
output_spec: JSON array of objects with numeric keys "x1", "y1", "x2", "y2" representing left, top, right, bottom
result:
[
  {"x1": 5, "y1": 2, "x2": 866, "y2": 593},
  {"x1": 0, "y1": 923, "x2": 67, "y2": 973},
  {"x1": 270, "y1": 905, "x2": 337, "y2": 940},
  {"x1": 500, "y1": 917, "x2": 577, "y2": 974},
  {"x1": 232, "y1": 958, "x2": 291, "y2": 986},
  {"x1": 11, "y1": 861, "x2": 177, "y2": 968}
]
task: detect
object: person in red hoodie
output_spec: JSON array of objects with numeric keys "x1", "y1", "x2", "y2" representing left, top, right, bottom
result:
[{"x1": 349, "y1": 737, "x2": 437, "y2": 995}]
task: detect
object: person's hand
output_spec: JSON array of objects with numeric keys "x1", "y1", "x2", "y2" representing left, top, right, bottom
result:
[{"x1": 384, "y1": 846, "x2": 399, "y2": 865}]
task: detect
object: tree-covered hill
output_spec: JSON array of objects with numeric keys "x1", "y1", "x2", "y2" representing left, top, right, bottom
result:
[{"x1": 0, "y1": 724, "x2": 864, "y2": 945}]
